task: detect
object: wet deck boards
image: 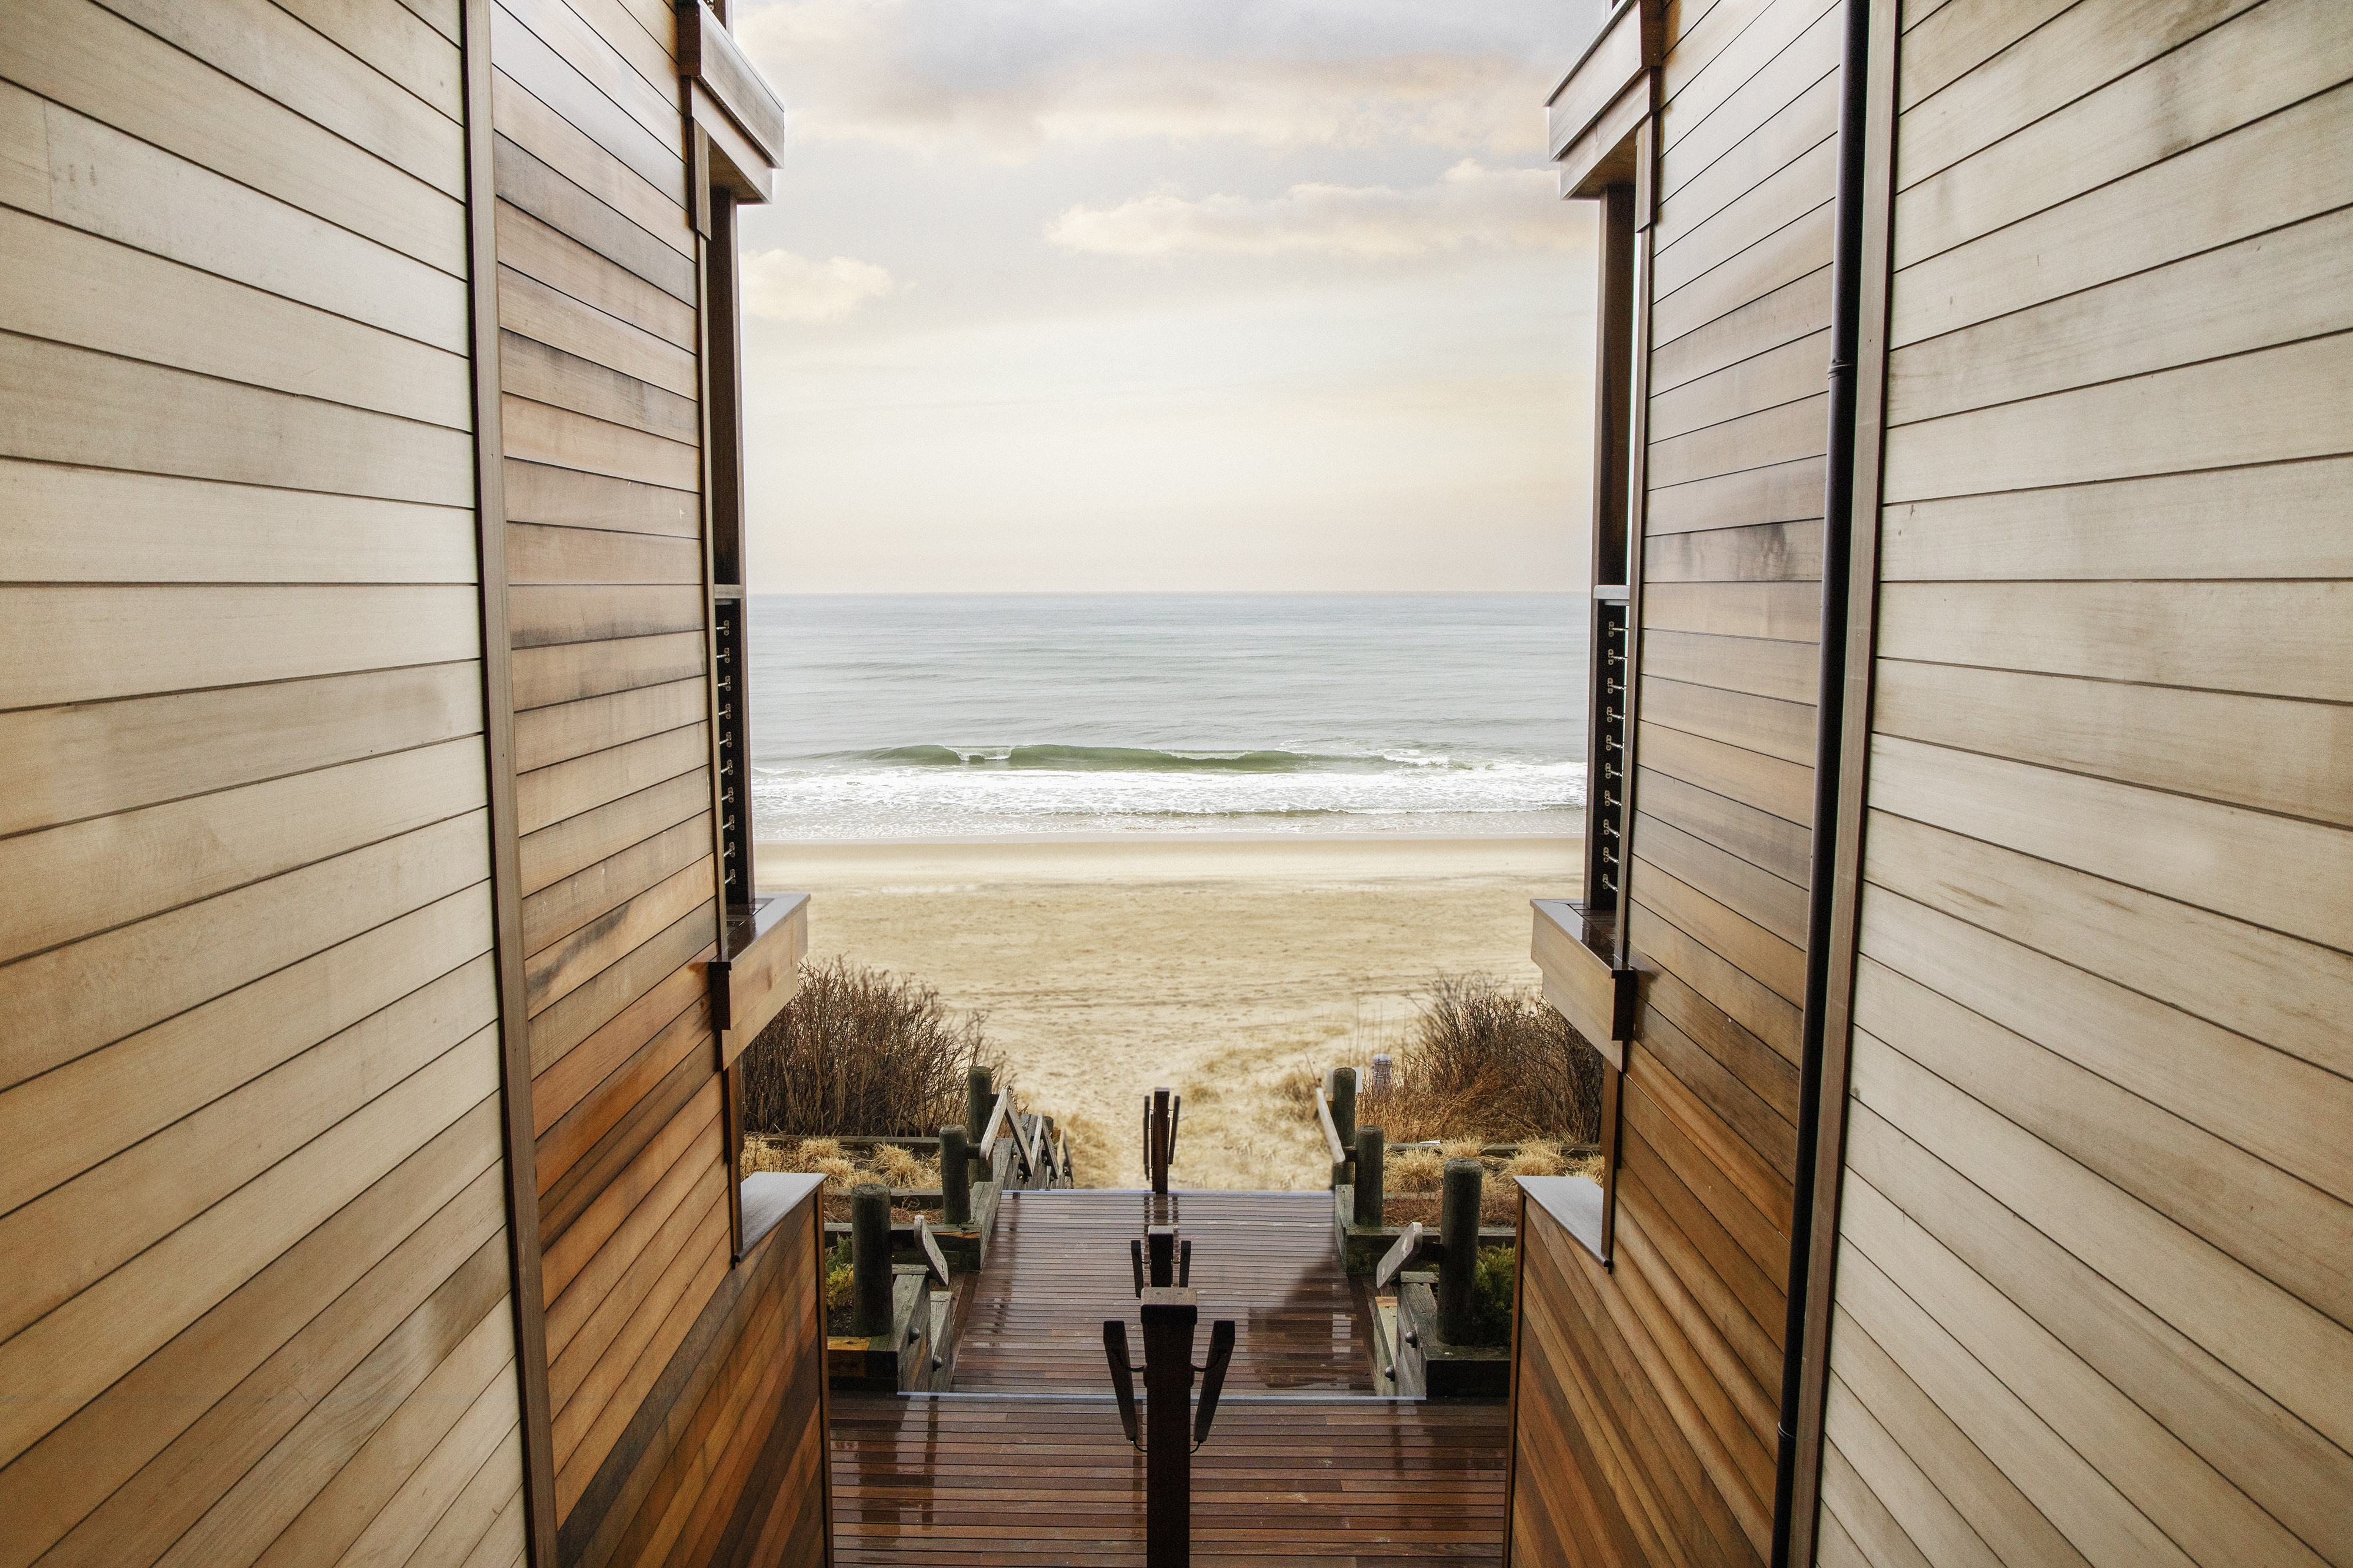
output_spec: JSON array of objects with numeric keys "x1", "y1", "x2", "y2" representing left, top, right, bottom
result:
[
  {"x1": 956, "y1": 1190, "x2": 1377, "y2": 1393},
  {"x1": 829, "y1": 1191, "x2": 1508, "y2": 1562}
]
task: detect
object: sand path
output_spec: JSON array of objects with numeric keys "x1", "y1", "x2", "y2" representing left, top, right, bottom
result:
[{"x1": 756, "y1": 836, "x2": 1582, "y2": 1190}]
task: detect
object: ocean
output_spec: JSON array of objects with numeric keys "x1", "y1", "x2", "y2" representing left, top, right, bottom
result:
[{"x1": 745, "y1": 594, "x2": 1588, "y2": 841}]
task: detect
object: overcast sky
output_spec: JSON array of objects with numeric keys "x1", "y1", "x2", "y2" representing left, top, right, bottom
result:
[{"x1": 731, "y1": 0, "x2": 1598, "y2": 592}]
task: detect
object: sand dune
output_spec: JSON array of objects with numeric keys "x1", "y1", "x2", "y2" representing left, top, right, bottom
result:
[{"x1": 756, "y1": 835, "x2": 1582, "y2": 1190}]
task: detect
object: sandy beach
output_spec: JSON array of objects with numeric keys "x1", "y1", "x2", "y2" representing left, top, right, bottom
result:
[{"x1": 755, "y1": 835, "x2": 1582, "y2": 1191}]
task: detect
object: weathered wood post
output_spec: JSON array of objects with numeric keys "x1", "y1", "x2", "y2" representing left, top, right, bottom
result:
[
  {"x1": 939, "y1": 1125, "x2": 971, "y2": 1226},
  {"x1": 1330, "y1": 1066, "x2": 1358, "y2": 1151},
  {"x1": 1352, "y1": 1126, "x2": 1384, "y2": 1228},
  {"x1": 1139, "y1": 1287, "x2": 1198, "y2": 1568},
  {"x1": 965, "y1": 1066, "x2": 992, "y2": 1169},
  {"x1": 849, "y1": 1183, "x2": 893, "y2": 1337},
  {"x1": 1439, "y1": 1157, "x2": 1482, "y2": 1345}
]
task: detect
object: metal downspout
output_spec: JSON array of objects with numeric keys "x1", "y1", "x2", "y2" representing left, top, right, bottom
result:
[{"x1": 1771, "y1": 0, "x2": 1872, "y2": 1562}]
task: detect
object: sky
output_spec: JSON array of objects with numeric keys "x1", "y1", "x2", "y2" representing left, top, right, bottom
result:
[{"x1": 729, "y1": 0, "x2": 1599, "y2": 593}]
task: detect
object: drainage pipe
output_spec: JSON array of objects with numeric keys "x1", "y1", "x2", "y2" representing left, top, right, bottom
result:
[{"x1": 1772, "y1": 0, "x2": 1872, "y2": 1563}]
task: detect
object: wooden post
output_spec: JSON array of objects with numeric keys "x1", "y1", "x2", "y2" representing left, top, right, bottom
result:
[
  {"x1": 939, "y1": 1125, "x2": 971, "y2": 1226},
  {"x1": 1148, "y1": 1086, "x2": 1173, "y2": 1197},
  {"x1": 1438, "y1": 1158, "x2": 1482, "y2": 1345},
  {"x1": 1352, "y1": 1127, "x2": 1384, "y2": 1228},
  {"x1": 1331, "y1": 1066, "x2": 1357, "y2": 1151},
  {"x1": 1145, "y1": 1223, "x2": 1177, "y2": 1288},
  {"x1": 849, "y1": 1183, "x2": 892, "y2": 1337},
  {"x1": 1139, "y1": 1287, "x2": 1198, "y2": 1568},
  {"x1": 965, "y1": 1066, "x2": 992, "y2": 1182}
]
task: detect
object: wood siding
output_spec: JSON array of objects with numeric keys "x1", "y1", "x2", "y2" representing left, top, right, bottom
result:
[
  {"x1": 1515, "y1": 1, "x2": 1838, "y2": 1563},
  {"x1": 485, "y1": 1, "x2": 823, "y2": 1562},
  {"x1": 1820, "y1": 3, "x2": 2353, "y2": 1565},
  {"x1": 0, "y1": 3, "x2": 529, "y2": 1566}
]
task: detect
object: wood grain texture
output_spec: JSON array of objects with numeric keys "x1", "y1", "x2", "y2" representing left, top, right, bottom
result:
[
  {"x1": 1640, "y1": 675, "x2": 1816, "y2": 765},
  {"x1": 495, "y1": 199, "x2": 695, "y2": 349},
  {"x1": 505, "y1": 521, "x2": 702, "y2": 588},
  {"x1": 0, "y1": 663, "x2": 482, "y2": 839},
  {"x1": 1890, "y1": 203, "x2": 2353, "y2": 427},
  {"x1": 504, "y1": 459, "x2": 699, "y2": 537},
  {"x1": 3, "y1": 85, "x2": 468, "y2": 351},
  {"x1": 1878, "y1": 455, "x2": 2353, "y2": 583},
  {"x1": 1877, "y1": 578, "x2": 2353, "y2": 702},
  {"x1": 0, "y1": 738, "x2": 487, "y2": 963},
  {"x1": 0, "y1": 812, "x2": 489, "y2": 1093},
  {"x1": 1652, "y1": 263, "x2": 1831, "y2": 395},
  {"x1": 1644, "y1": 579, "x2": 1821, "y2": 642},
  {"x1": 0, "y1": 1039, "x2": 501, "y2": 1469},
  {"x1": 489, "y1": 71, "x2": 685, "y2": 262},
  {"x1": 1647, "y1": 453, "x2": 1824, "y2": 536},
  {"x1": 511, "y1": 632, "x2": 708, "y2": 713},
  {"x1": 1, "y1": 334, "x2": 474, "y2": 506},
  {"x1": 11, "y1": 0, "x2": 465, "y2": 273},
  {"x1": 501, "y1": 395, "x2": 699, "y2": 490},
  {"x1": 0, "y1": 461, "x2": 476, "y2": 586},
  {"x1": 1642, "y1": 627, "x2": 1819, "y2": 705},
  {"x1": 500, "y1": 332, "x2": 699, "y2": 443},
  {"x1": 508, "y1": 585, "x2": 704, "y2": 650},
  {"x1": 1859, "y1": 886, "x2": 2353, "y2": 1210},
  {"x1": 1852, "y1": 955, "x2": 2353, "y2": 1335},
  {"x1": 1894, "y1": 0, "x2": 2349, "y2": 278},
  {"x1": 498, "y1": 265, "x2": 697, "y2": 398},
  {"x1": 1845, "y1": 1033, "x2": 2353, "y2": 1457},
  {"x1": 525, "y1": 906, "x2": 714, "y2": 1077},
  {"x1": 1652, "y1": 198, "x2": 1834, "y2": 346},
  {"x1": 1865, "y1": 808, "x2": 2353, "y2": 1079},
  {"x1": 1845, "y1": 1097, "x2": 2353, "y2": 1564},
  {"x1": 1872, "y1": 657, "x2": 2353, "y2": 828},
  {"x1": 0, "y1": 960, "x2": 495, "y2": 1340},
  {"x1": 1893, "y1": 77, "x2": 2353, "y2": 345},
  {"x1": 0, "y1": 209, "x2": 469, "y2": 429},
  {"x1": 1869, "y1": 733, "x2": 2353, "y2": 951},
  {"x1": 1637, "y1": 720, "x2": 1816, "y2": 825},
  {"x1": 492, "y1": 135, "x2": 695, "y2": 304},
  {"x1": 0, "y1": 1115, "x2": 506, "y2": 1568},
  {"x1": 515, "y1": 723, "x2": 707, "y2": 836}
]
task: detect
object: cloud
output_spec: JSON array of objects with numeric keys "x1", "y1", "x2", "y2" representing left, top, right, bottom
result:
[
  {"x1": 1043, "y1": 161, "x2": 1571, "y2": 260},
  {"x1": 742, "y1": 248, "x2": 896, "y2": 322},
  {"x1": 734, "y1": 0, "x2": 1552, "y2": 156}
]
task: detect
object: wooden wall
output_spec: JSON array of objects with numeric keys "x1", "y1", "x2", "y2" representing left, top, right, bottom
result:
[
  {"x1": 0, "y1": 0, "x2": 531, "y2": 1563},
  {"x1": 485, "y1": 0, "x2": 825, "y2": 1562},
  {"x1": 1511, "y1": 0, "x2": 1844, "y2": 1563},
  {"x1": 1816, "y1": 2, "x2": 2353, "y2": 1564}
]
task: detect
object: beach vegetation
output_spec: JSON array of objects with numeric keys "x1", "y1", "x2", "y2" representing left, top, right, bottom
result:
[
  {"x1": 1357, "y1": 974, "x2": 1607, "y2": 1146},
  {"x1": 1465, "y1": 1245, "x2": 1516, "y2": 1346},
  {"x1": 738, "y1": 958, "x2": 1002, "y2": 1137}
]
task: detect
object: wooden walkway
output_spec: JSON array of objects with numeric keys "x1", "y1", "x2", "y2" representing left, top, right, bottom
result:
[
  {"x1": 956, "y1": 1190, "x2": 1375, "y2": 1393},
  {"x1": 829, "y1": 1192, "x2": 1507, "y2": 1563}
]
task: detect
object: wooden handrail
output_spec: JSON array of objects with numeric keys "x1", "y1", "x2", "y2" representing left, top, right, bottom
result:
[
  {"x1": 979, "y1": 1089, "x2": 1014, "y2": 1165},
  {"x1": 1315, "y1": 1090, "x2": 1346, "y2": 1164}
]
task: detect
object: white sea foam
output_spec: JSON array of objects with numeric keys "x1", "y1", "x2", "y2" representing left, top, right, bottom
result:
[{"x1": 746, "y1": 593, "x2": 1587, "y2": 840}]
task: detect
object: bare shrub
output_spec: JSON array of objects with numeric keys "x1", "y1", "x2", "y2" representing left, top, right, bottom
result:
[
  {"x1": 1357, "y1": 975, "x2": 1607, "y2": 1145},
  {"x1": 738, "y1": 959, "x2": 1002, "y2": 1137}
]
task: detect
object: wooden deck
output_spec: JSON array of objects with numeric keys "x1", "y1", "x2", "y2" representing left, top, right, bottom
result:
[
  {"x1": 957, "y1": 1190, "x2": 1376, "y2": 1393},
  {"x1": 829, "y1": 1191, "x2": 1507, "y2": 1562}
]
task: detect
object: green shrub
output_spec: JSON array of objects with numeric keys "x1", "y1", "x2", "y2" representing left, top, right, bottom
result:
[
  {"x1": 1467, "y1": 1245, "x2": 1517, "y2": 1346},
  {"x1": 822, "y1": 1237, "x2": 853, "y2": 1311}
]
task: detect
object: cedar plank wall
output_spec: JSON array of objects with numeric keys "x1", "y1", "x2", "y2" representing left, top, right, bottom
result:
[
  {"x1": 1817, "y1": 2, "x2": 2353, "y2": 1564},
  {"x1": 0, "y1": 0, "x2": 531, "y2": 1564},
  {"x1": 485, "y1": 0, "x2": 822, "y2": 1562},
  {"x1": 1516, "y1": 1, "x2": 1838, "y2": 1563}
]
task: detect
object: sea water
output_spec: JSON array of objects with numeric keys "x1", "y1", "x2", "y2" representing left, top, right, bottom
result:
[{"x1": 746, "y1": 594, "x2": 1587, "y2": 840}]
